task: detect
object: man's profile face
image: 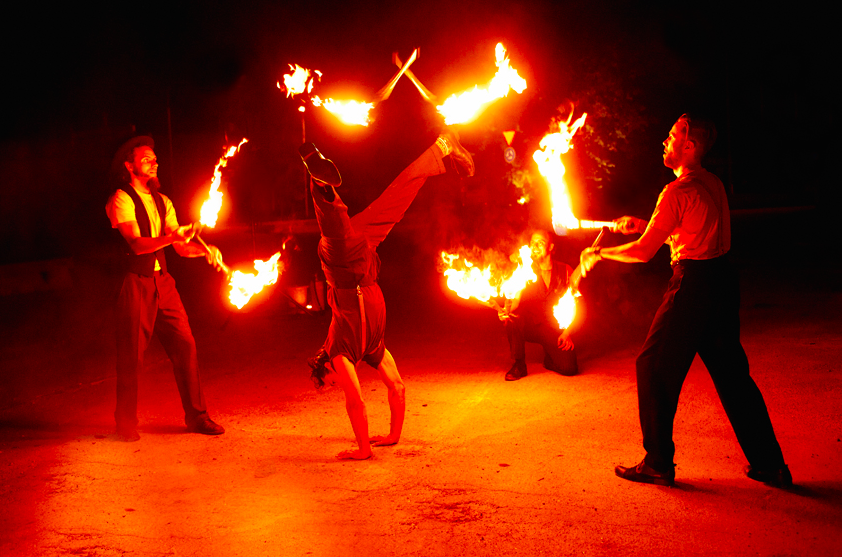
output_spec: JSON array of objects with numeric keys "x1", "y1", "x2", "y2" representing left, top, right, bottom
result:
[
  {"x1": 662, "y1": 120, "x2": 688, "y2": 170},
  {"x1": 126, "y1": 146, "x2": 158, "y2": 180},
  {"x1": 529, "y1": 232, "x2": 551, "y2": 260}
]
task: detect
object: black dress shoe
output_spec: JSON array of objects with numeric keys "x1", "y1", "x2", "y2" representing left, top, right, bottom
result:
[
  {"x1": 187, "y1": 417, "x2": 225, "y2": 435},
  {"x1": 298, "y1": 143, "x2": 342, "y2": 187},
  {"x1": 615, "y1": 460, "x2": 675, "y2": 486},
  {"x1": 439, "y1": 129, "x2": 475, "y2": 177},
  {"x1": 505, "y1": 361, "x2": 527, "y2": 381},
  {"x1": 745, "y1": 464, "x2": 792, "y2": 488}
]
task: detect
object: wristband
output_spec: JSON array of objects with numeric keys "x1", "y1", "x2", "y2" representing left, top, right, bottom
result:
[{"x1": 594, "y1": 247, "x2": 602, "y2": 260}]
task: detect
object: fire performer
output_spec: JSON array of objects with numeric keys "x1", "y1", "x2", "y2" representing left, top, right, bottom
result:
[
  {"x1": 300, "y1": 130, "x2": 474, "y2": 460},
  {"x1": 580, "y1": 114, "x2": 790, "y2": 487},
  {"x1": 106, "y1": 136, "x2": 226, "y2": 442},
  {"x1": 498, "y1": 230, "x2": 578, "y2": 381}
]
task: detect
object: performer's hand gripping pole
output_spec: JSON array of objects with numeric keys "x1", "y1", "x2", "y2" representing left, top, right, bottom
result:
[
  {"x1": 569, "y1": 226, "x2": 608, "y2": 295},
  {"x1": 190, "y1": 225, "x2": 231, "y2": 277}
]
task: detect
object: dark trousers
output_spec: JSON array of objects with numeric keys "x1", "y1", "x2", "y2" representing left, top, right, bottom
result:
[
  {"x1": 636, "y1": 256, "x2": 786, "y2": 472},
  {"x1": 115, "y1": 271, "x2": 207, "y2": 428},
  {"x1": 506, "y1": 316, "x2": 578, "y2": 376}
]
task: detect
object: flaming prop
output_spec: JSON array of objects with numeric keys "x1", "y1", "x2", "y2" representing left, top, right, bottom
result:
[
  {"x1": 228, "y1": 252, "x2": 283, "y2": 310},
  {"x1": 199, "y1": 139, "x2": 249, "y2": 228},
  {"x1": 553, "y1": 288, "x2": 578, "y2": 329},
  {"x1": 441, "y1": 245, "x2": 536, "y2": 303},
  {"x1": 279, "y1": 50, "x2": 417, "y2": 127},
  {"x1": 436, "y1": 43, "x2": 527, "y2": 125},
  {"x1": 533, "y1": 112, "x2": 616, "y2": 234}
]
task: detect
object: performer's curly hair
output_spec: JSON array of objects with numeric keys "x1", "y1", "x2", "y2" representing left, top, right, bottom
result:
[{"x1": 308, "y1": 347, "x2": 331, "y2": 389}]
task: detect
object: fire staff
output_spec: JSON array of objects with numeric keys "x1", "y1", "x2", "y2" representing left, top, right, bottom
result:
[
  {"x1": 300, "y1": 130, "x2": 474, "y2": 460},
  {"x1": 580, "y1": 114, "x2": 790, "y2": 487},
  {"x1": 498, "y1": 229, "x2": 578, "y2": 381},
  {"x1": 106, "y1": 136, "x2": 226, "y2": 442}
]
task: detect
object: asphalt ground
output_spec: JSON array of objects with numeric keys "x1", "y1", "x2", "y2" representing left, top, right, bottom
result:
[{"x1": 1, "y1": 208, "x2": 840, "y2": 556}]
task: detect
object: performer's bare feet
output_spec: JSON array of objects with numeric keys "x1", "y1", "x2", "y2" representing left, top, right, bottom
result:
[
  {"x1": 370, "y1": 434, "x2": 399, "y2": 447},
  {"x1": 336, "y1": 448, "x2": 373, "y2": 460}
]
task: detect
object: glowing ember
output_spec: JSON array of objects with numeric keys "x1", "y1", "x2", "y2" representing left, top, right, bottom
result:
[
  {"x1": 440, "y1": 245, "x2": 536, "y2": 303},
  {"x1": 553, "y1": 288, "x2": 578, "y2": 329},
  {"x1": 199, "y1": 139, "x2": 248, "y2": 228},
  {"x1": 228, "y1": 252, "x2": 282, "y2": 309},
  {"x1": 532, "y1": 112, "x2": 588, "y2": 233},
  {"x1": 312, "y1": 95, "x2": 375, "y2": 127},
  {"x1": 436, "y1": 43, "x2": 527, "y2": 125}
]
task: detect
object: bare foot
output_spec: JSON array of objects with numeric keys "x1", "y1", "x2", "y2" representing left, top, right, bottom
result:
[
  {"x1": 336, "y1": 449, "x2": 373, "y2": 460},
  {"x1": 370, "y1": 435, "x2": 399, "y2": 447}
]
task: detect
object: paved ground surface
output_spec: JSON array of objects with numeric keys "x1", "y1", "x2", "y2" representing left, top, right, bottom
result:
[{"x1": 1, "y1": 210, "x2": 840, "y2": 556}]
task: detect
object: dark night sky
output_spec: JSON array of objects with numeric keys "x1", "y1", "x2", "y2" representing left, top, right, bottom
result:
[{"x1": 1, "y1": 0, "x2": 837, "y2": 265}]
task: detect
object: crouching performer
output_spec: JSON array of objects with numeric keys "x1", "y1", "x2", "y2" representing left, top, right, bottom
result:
[{"x1": 300, "y1": 131, "x2": 473, "y2": 459}]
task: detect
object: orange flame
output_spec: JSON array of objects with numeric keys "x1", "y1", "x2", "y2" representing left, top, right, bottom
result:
[
  {"x1": 228, "y1": 252, "x2": 283, "y2": 309},
  {"x1": 199, "y1": 139, "x2": 248, "y2": 228},
  {"x1": 532, "y1": 112, "x2": 587, "y2": 232},
  {"x1": 553, "y1": 288, "x2": 578, "y2": 329},
  {"x1": 280, "y1": 64, "x2": 321, "y2": 97},
  {"x1": 441, "y1": 245, "x2": 536, "y2": 303},
  {"x1": 280, "y1": 63, "x2": 373, "y2": 126},
  {"x1": 312, "y1": 95, "x2": 375, "y2": 127},
  {"x1": 436, "y1": 43, "x2": 527, "y2": 125}
]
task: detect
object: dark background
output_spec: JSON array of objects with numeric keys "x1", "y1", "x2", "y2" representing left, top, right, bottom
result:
[{"x1": 1, "y1": 0, "x2": 837, "y2": 267}]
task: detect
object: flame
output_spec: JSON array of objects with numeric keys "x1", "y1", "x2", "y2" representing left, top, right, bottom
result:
[
  {"x1": 440, "y1": 245, "x2": 536, "y2": 303},
  {"x1": 280, "y1": 63, "x2": 373, "y2": 126},
  {"x1": 553, "y1": 288, "x2": 578, "y2": 329},
  {"x1": 532, "y1": 112, "x2": 587, "y2": 232},
  {"x1": 499, "y1": 245, "x2": 537, "y2": 299},
  {"x1": 199, "y1": 139, "x2": 248, "y2": 228},
  {"x1": 280, "y1": 64, "x2": 321, "y2": 97},
  {"x1": 436, "y1": 43, "x2": 527, "y2": 125},
  {"x1": 228, "y1": 252, "x2": 283, "y2": 309},
  {"x1": 312, "y1": 95, "x2": 375, "y2": 127}
]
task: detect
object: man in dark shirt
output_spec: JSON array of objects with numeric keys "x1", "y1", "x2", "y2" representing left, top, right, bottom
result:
[
  {"x1": 499, "y1": 229, "x2": 578, "y2": 381},
  {"x1": 580, "y1": 114, "x2": 790, "y2": 487}
]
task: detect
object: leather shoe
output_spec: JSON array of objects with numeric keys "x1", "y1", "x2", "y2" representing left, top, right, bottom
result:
[
  {"x1": 115, "y1": 426, "x2": 140, "y2": 442},
  {"x1": 615, "y1": 460, "x2": 675, "y2": 486},
  {"x1": 439, "y1": 129, "x2": 475, "y2": 177},
  {"x1": 298, "y1": 143, "x2": 342, "y2": 187},
  {"x1": 505, "y1": 361, "x2": 527, "y2": 381},
  {"x1": 744, "y1": 464, "x2": 792, "y2": 488},
  {"x1": 187, "y1": 417, "x2": 225, "y2": 435}
]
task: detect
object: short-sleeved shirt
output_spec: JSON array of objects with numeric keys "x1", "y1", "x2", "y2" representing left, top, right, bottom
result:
[
  {"x1": 106, "y1": 187, "x2": 180, "y2": 271},
  {"x1": 647, "y1": 167, "x2": 731, "y2": 264}
]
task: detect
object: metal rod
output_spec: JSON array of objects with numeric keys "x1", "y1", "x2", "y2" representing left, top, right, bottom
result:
[
  {"x1": 374, "y1": 48, "x2": 418, "y2": 102},
  {"x1": 393, "y1": 51, "x2": 438, "y2": 104},
  {"x1": 193, "y1": 232, "x2": 231, "y2": 277}
]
